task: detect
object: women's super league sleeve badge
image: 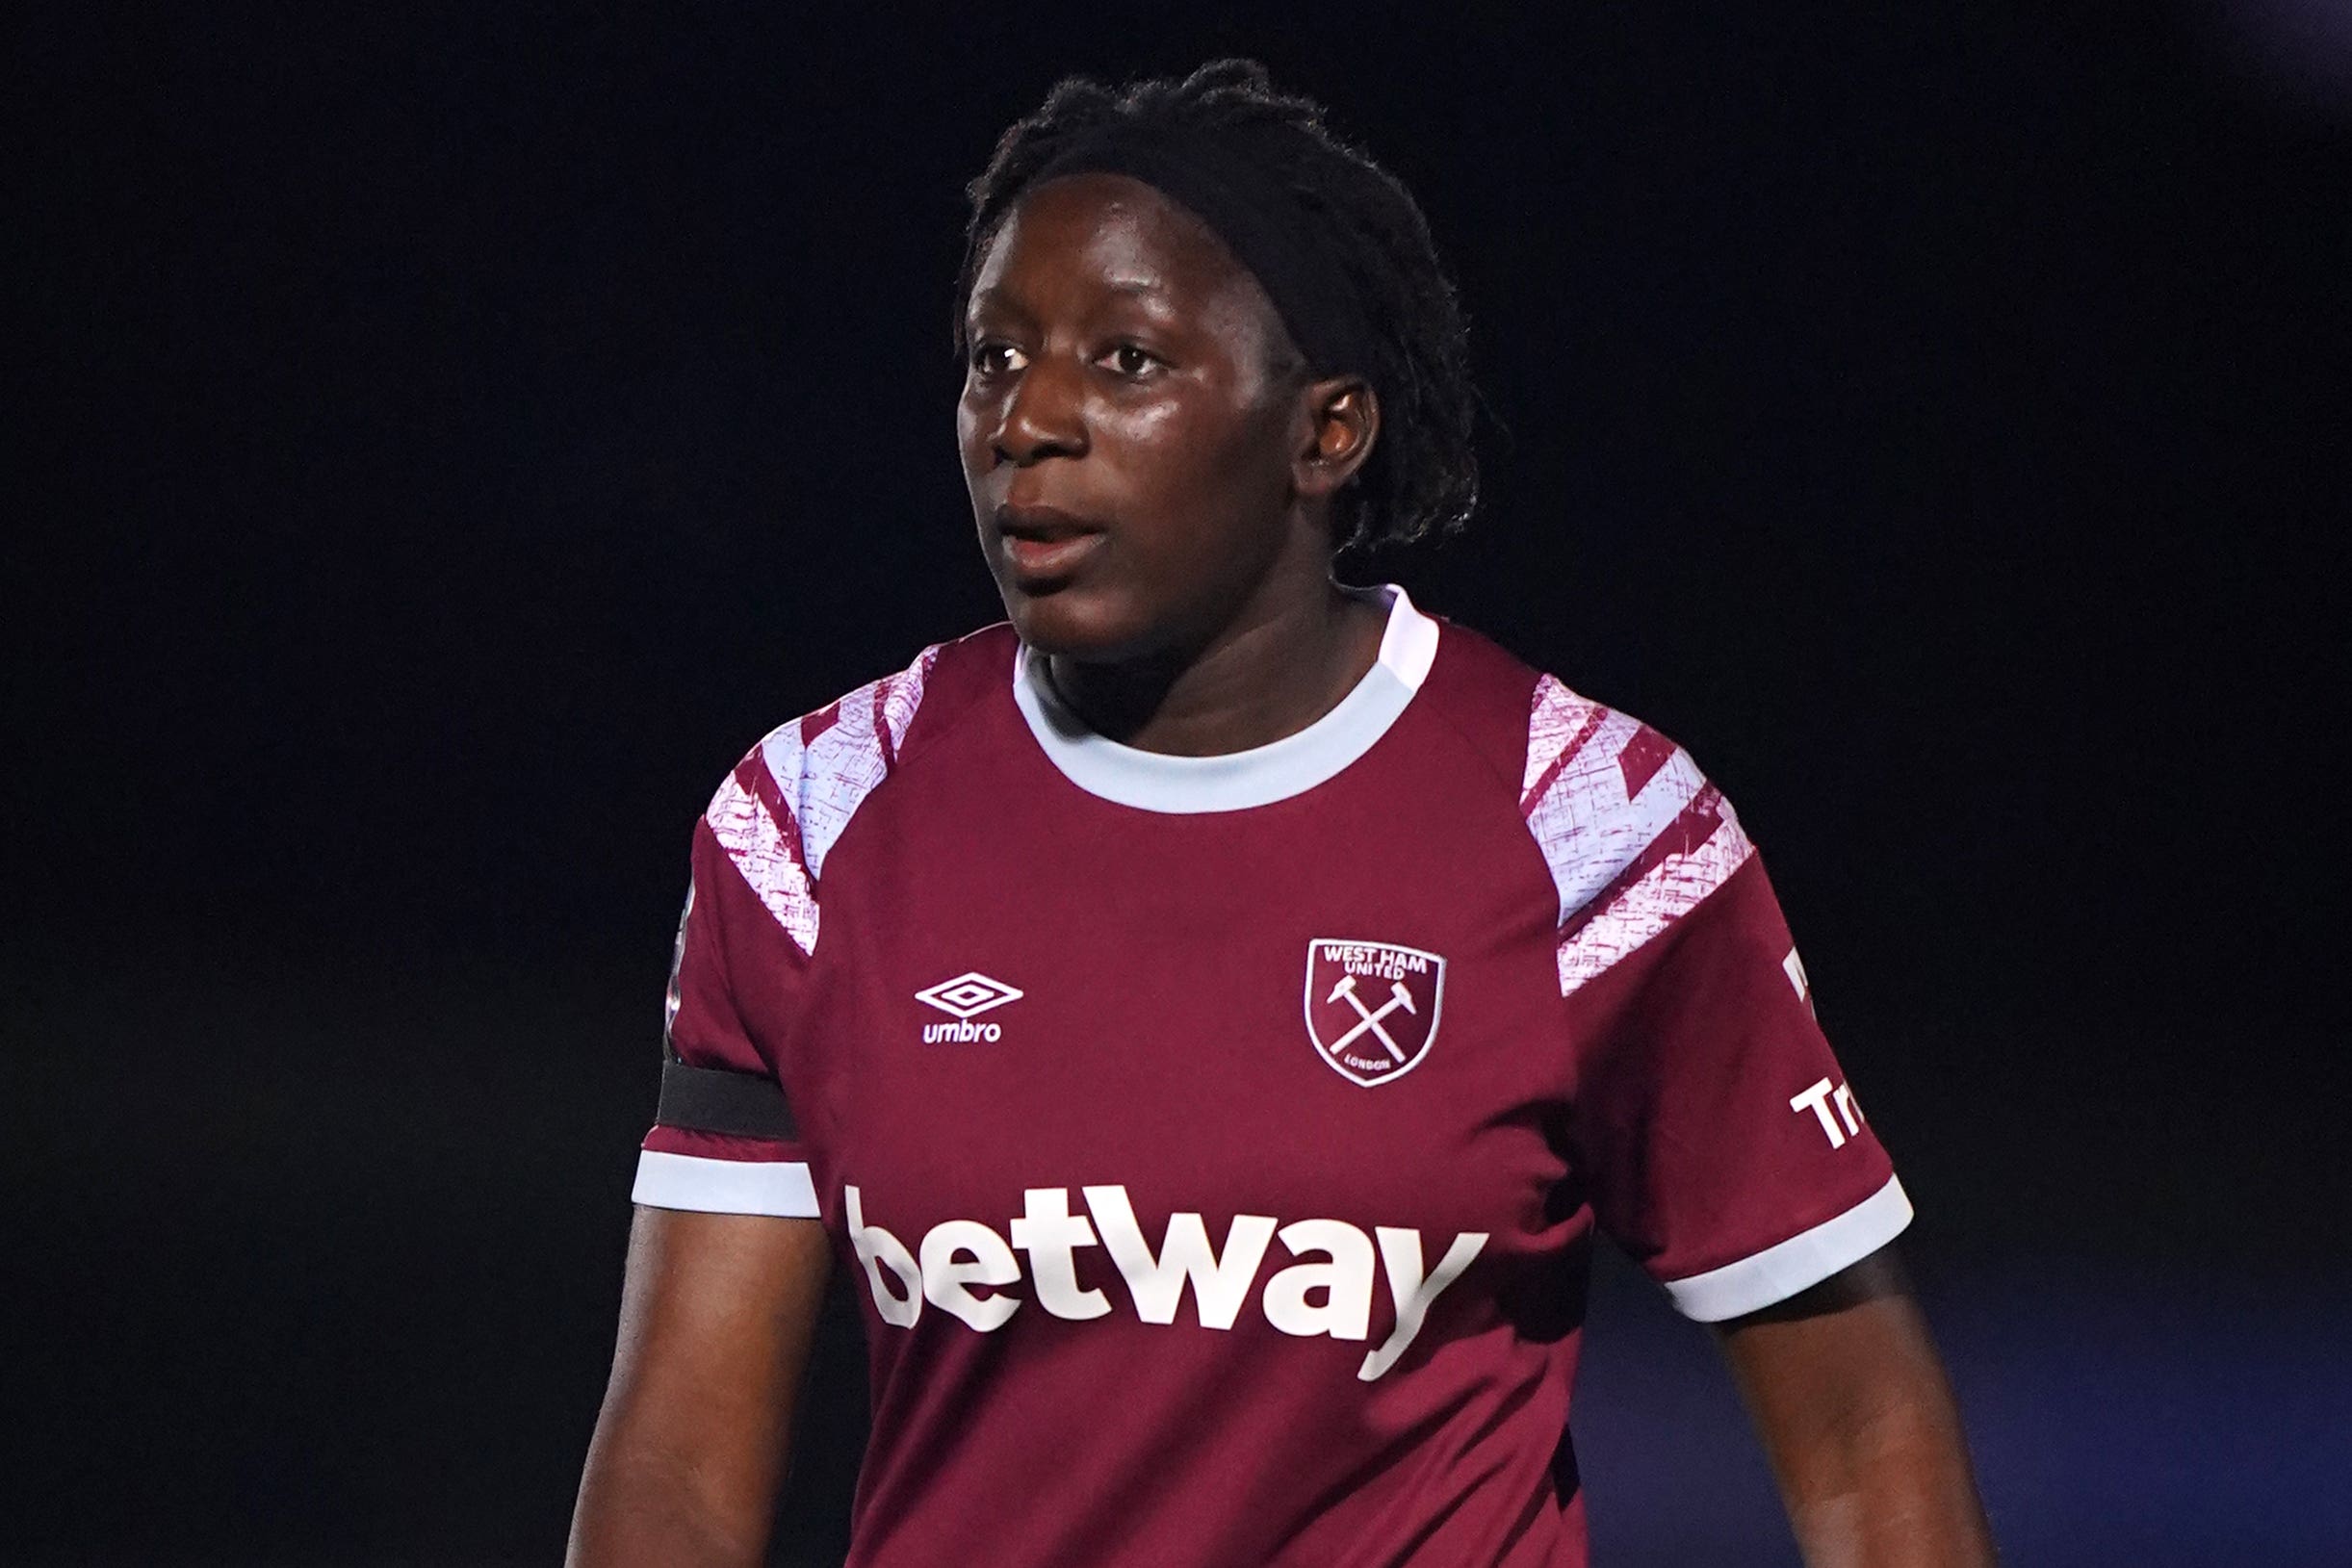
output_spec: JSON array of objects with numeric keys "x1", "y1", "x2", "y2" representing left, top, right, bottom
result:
[{"x1": 1305, "y1": 939, "x2": 1446, "y2": 1087}]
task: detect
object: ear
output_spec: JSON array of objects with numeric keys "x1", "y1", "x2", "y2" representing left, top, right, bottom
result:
[{"x1": 1291, "y1": 375, "x2": 1380, "y2": 502}]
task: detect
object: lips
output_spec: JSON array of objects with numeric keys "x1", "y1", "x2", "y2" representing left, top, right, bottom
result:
[{"x1": 995, "y1": 502, "x2": 1106, "y2": 583}]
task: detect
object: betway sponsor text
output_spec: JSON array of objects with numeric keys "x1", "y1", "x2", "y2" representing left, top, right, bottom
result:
[{"x1": 846, "y1": 1184, "x2": 1486, "y2": 1383}]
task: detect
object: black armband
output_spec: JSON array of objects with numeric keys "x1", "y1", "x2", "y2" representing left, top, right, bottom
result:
[{"x1": 654, "y1": 1057, "x2": 797, "y2": 1141}]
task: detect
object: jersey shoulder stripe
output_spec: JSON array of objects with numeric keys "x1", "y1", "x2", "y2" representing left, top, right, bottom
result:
[
  {"x1": 1517, "y1": 673, "x2": 1755, "y2": 994},
  {"x1": 704, "y1": 641, "x2": 944, "y2": 955}
]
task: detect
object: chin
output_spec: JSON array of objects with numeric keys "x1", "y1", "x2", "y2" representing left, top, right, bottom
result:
[{"x1": 997, "y1": 579, "x2": 1155, "y2": 662}]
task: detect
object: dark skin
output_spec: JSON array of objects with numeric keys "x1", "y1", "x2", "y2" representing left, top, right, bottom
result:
[
  {"x1": 568, "y1": 173, "x2": 1998, "y2": 1566},
  {"x1": 1719, "y1": 1249, "x2": 1998, "y2": 1565},
  {"x1": 569, "y1": 1211, "x2": 832, "y2": 1566},
  {"x1": 959, "y1": 173, "x2": 1387, "y2": 753}
]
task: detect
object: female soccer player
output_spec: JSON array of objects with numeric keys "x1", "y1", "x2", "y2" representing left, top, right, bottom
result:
[{"x1": 570, "y1": 61, "x2": 1997, "y2": 1567}]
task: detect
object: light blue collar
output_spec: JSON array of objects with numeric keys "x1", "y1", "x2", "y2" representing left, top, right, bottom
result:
[{"x1": 1012, "y1": 584, "x2": 1439, "y2": 814}]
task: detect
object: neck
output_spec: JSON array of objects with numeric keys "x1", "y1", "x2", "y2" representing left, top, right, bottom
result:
[{"x1": 1047, "y1": 577, "x2": 1386, "y2": 757}]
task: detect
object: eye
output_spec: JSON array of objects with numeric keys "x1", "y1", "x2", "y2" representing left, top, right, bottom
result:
[
  {"x1": 1101, "y1": 342, "x2": 1162, "y2": 378},
  {"x1": 969, "y1": 340, "x2": 1027, "y2": 377}
]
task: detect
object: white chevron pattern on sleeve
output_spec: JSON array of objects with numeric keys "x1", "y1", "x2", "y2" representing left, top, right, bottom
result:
[
  {"x1": 708, "y1": 644, "x2": 939, "y2": 956},
  {"x1": 1518, "y1": 674, "x2": 1755, "y2": 995},
  {"x1": 706, "y1": 756, "x2": 822, "y2": 954},
  {"x1": 1553, "y1": 800, "x2": 1752, "y2": 994}
]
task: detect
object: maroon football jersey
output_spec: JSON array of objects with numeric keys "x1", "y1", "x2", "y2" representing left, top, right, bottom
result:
[{"x1": 634, "y1": 586, "x2": 1908, "y2": 1566}]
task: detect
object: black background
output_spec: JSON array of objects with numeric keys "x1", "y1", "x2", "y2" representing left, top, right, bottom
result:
[{"x1": 10, "y1": 4, "x2": 2348, "y2": 1563}]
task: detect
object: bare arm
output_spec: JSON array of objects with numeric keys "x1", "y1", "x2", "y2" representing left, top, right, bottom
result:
[
  {"x1": 1716, "y1": 1244, "x2": 1997, "y2": 1567},
  {"x1": 568, "y1": 1206, "x2": 835, "y2": 1568}
]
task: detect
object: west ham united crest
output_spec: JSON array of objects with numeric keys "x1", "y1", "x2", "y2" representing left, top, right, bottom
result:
[{"x1": 1305, "y1": 938, "x2": 1446, "y2": 1087}]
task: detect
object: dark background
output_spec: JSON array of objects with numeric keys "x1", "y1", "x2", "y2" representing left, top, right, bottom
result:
[{"x1": 9, "y1": 3, "x2": 2347, "y2": 1564}]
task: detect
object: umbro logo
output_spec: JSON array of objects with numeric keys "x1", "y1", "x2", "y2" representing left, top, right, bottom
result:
[{"x1": 916, "y1": 971, "x2": 1022, "y2": 1042}]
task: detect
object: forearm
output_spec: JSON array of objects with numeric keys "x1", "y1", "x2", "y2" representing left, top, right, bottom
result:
[
  {"x1": 569, "y1": 1208, "x2": 830, "y2": 1567},
  {"x1": 1719, "y1": 1249, "x2": 1996, "y2": 1567},
  {"x1": 568, "y1": 1423, "x2": 779, "y2": 1568},
  {"x1": 1768, "y1": 1375, "x2": 1995, "y2": 1568}
]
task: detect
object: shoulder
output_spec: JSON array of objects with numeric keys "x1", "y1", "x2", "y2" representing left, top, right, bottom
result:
[
  {"x1": 1521, "y1": 667, "x2": 1748, "y2": 897},
  {"x1": 697, "y1": 624, "x2": 1017, "y2": 956},
  {"x1": 731, "y1": 621, "x2": 1012, "y2": 828},
  {"x1": 1432, "y1": 615, "x2": 1754, "y2": 962}
]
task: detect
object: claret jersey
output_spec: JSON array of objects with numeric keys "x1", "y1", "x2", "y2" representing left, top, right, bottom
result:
[{"x1": 633, "y1": 585, "x2": 1909, "y2": 1567}]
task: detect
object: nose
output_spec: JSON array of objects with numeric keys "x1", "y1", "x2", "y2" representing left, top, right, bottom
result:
[{"x1": 991, "y1": 354, "x2": 1087, "y2": 467}]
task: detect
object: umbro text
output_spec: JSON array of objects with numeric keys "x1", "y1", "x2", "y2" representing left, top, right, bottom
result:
[{"x1": 921, "y1": 1019, "x2": 1002, "y2": 1043}]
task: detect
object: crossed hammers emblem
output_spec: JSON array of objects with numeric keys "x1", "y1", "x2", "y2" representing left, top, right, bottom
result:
[{"x1": 1324, "y1": 972, "x2": 1418, "y2": 1063}]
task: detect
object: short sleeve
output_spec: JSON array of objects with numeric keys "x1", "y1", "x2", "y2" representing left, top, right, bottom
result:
[
  {"x1": 629, "y1": 817, "x2": 819, "y2": 1218},
  {"x1": 1515, "y1": 676, "x2": 1910, "y2": 1321},
  {"x1": 1563, "y1": 849, "x2": 1909, "y2": 1320}
]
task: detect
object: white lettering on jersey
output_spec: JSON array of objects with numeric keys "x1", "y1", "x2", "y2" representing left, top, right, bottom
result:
[
  {"x1": 1084, "y1": 1185, "x2": 1278, "y2": 1331},
  {"x1": 1361, "y1": 1226, "x2": 1488, "y2": 1382},
  {"x1": 1790, "y1": 1076, "x2": 1864, "y2": 1147},
  {"x1": 1009, "y1": 1187, "x2": 1110, "y2": 1320},
  {"x1": 919, "y1": 1218, "x2": 1021, "y2": 1331},
  {"x1": 841, "y1": 1184, "x2": 1486, "y2": 1381},
  {"x1": 1318, "y1": 942, "x2": 1434, "y2": 981},
  {"x1": 920, "y1": 1019, "x2": 1002, "y2": 1043},
  {"x1": 916, "y1": 972, "x2": 1021, "y2": 1041},
  {"x1": 847, "y1": 1185, "x2": 922, "y2": 1327},
  {"x1": 1261, "y1": 1219, "x2": 1377, "y2": 1342}
]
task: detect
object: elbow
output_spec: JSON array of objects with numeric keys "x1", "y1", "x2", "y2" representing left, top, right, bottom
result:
[{"x1": 569, "y1": 1426, "x2": 778, "y2": 1568}]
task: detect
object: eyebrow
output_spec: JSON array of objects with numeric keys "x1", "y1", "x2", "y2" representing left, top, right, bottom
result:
[
  {"x1": 969, "y1": 278, "x2": 1171, "y2": 316},
  {"x1": 966, "y1": 287, "x2": 1027, "y2": 321}
]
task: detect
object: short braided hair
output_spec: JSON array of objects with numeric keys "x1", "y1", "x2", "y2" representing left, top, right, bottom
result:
[{"x1": 956, "y1": 60, "x2": 1480, "y2": 553}]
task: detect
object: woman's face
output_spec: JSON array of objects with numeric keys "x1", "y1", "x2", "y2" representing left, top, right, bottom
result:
[{"x1": 958, "y1": 172, "x2": 1312, "y2": 661}]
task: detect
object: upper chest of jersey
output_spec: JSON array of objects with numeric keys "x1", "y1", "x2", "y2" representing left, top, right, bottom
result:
[{"x1": 770, "y1": 748, "x2": 1575, "y2": 1242}]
